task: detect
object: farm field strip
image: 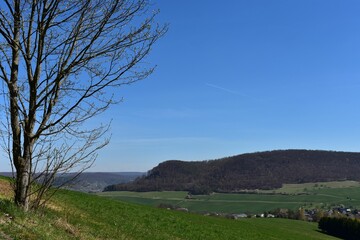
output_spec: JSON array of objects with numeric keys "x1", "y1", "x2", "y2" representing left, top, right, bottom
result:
[
  {"x1": 103, "y1": 194, "x2": 345, "y2": 205},
  {"x1": 106, "y1": 195, "x2": 308, "y2": 204},
  {"x1": 315, "y1": 194, "x2": 348, "y2": 199}
]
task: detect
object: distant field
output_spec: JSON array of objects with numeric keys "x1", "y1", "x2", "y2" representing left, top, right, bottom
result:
[
  {"x1": 260, "y1": 180, "x2": 360, "y2": 194},
  {"x1": 98, "y1": 181, "x2": 360, "y2": 214}
]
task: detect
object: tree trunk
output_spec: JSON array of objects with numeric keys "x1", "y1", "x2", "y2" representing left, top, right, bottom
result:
[
  {"x1": 10, "y1": 0, "x2": 29, "y2": 210},
  {"x1": 14, "y1": 162, "x2": 31, "y2": 211},
  {"x1": 14, "y1": 137, "x2": 33, "y2": 211}
]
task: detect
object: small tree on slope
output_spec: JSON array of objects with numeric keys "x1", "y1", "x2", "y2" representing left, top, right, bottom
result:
[{"x1": 0, "y1": 0, "x2": 167, "y2": 211}]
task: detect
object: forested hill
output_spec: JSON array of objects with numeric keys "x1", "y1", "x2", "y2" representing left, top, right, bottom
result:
[{"x1": 104, "y1": 150, "x2": 360, "y2": 193}]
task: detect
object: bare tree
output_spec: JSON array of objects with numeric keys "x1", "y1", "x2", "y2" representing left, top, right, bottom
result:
[{"x1": 0, "y1": 0, "x2": 167, "y2": 211}]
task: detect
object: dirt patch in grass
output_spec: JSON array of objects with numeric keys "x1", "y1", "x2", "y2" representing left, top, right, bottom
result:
[
  {"x1": 44, "y1": 201, "x2": 64, "y2": 213},
  {"x1": 54, "y1": 217, "x2": 80, "y2": 237},
  {"x1": 0, "y1": 180, "x2": 13, "y2": 199},
  {"x1": 0, "y1": 230, "x2": 13, "y2": 240}
]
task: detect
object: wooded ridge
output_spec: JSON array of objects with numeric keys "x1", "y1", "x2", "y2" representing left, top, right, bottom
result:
[{"x1": 104, "y1": 150, "x2": 360, "y2": 193}]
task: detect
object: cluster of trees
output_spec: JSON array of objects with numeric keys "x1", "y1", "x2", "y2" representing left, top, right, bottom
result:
[
  {"x1": 268, "y1": 208, "x2": 326, "y2": 222},
  {"x1": 105, "y1": 150, "x2": 360, "y2": 193},
  {"x1": 319, "y1": 217, "x2": 360, "y2": 240},
  {"x1": 268, "y1": 208, "x2": 306, "y2": 220}
]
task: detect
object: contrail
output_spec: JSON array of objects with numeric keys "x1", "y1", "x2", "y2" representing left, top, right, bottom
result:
[{"x1": 205, "y1": 83, "x2": 246, "y2": 96}]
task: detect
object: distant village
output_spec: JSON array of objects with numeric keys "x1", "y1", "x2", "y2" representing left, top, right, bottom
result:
[
  {"x1": 159, "y1": 199, "x2": 360, "y2": 222},
  {"x1": 224, "y1": 205, "x2": 360, "y2": 221}
]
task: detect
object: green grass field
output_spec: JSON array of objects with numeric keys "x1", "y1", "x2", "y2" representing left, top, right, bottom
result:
[
  {"x1": 260, "y1": 180, "x2": 360, "y2": 194},
  {"x1": 0, "y1": 178, "x2": 339, "y2": 239},
  {"x1": 98, "y1": 181, "x2": 360, "y2": 214}
]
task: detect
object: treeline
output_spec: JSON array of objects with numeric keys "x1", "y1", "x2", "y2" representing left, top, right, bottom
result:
[
  {"x1": 104, "y1": 150, "x2": 360, "y2": 193},
  {"x1": 319, "y1": 217, "x2": 360, "y2": 240}
]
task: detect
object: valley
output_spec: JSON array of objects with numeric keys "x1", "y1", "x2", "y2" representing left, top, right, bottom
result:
[{"x1": 98, "y1": 180, "x2": 360, "y2": 215}]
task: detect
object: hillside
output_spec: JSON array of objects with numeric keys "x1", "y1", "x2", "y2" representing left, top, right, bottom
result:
[
  {"x1": 0, "y1": 172, "x2": 144, "y2": 193},
  {"x1": 105, "y1": 150, "x2": 360, "y2": 193},
  {"x1": 52, "y1": 172, "x2": 144, "y2": 192},
  {"x1": 0, "y1": 177, "x2": 338, "y2": 239}
]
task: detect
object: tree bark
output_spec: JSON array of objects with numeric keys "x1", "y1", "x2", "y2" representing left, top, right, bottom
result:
[{"x1": 14, "y1": 161, "x2": 31, "y2": 210}]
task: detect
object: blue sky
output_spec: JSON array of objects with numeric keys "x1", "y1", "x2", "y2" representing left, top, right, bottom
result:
[
  {"x1": 90, "y1": 0, "x2": 360, "y2": 172},
  {"x1": 4, "y1": 0, "x2": 360, "y2": 172}
]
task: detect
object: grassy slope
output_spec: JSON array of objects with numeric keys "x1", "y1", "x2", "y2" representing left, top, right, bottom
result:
[
  {"x1": 0, "y1": 179, "x2": 338, "y2": 240},
  {"x1": 98, "y1": 181, "x2": 360, "y2": 214}
]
